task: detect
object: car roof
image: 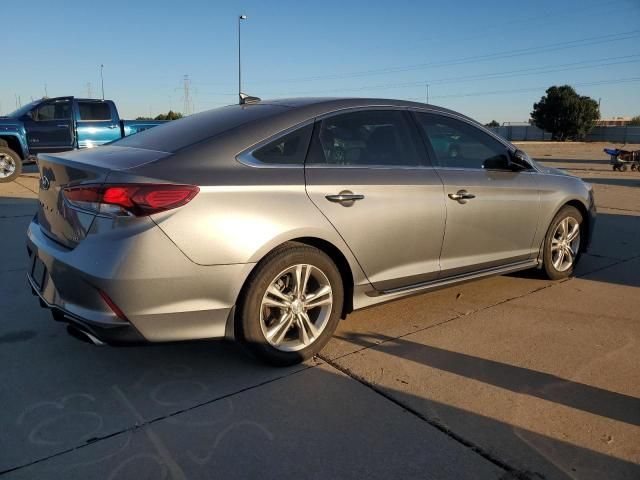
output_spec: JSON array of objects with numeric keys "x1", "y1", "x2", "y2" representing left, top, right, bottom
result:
[{"x1": 258, "y1": 97, "x2": 472, "y2": 120}]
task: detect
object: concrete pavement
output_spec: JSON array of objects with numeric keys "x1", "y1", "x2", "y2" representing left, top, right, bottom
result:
[{"x1": 1, "y1": 144, "x2": 638, "y2": 479}]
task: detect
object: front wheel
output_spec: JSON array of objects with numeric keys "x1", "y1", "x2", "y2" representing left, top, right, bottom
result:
[
  {"x1": 0, "y1": 147, "x2": 22, "y2": 183},
  {"x1": 542, "y1": 205, "x2": 583, "y2": 280},
  {"x1": 236, "y1": 243, "x2": 344, "y2": 366}
]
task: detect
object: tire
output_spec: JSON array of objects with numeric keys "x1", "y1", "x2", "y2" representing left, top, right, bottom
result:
[
  {"x1": 0, "y1": 147, "x2": 22, "y2": 183},
  {"x1": 612, "y1": 165, "x2": 618, "y2": 171},
  {"x1": 542, "y1": 205, "x2": 583, "y2": 280},
  {"x1": 619, "y1": 164, "x2": 628, "y2": 172},
  {"x1": 236, "y1": 242, "x2": 344, "y2": 366}
]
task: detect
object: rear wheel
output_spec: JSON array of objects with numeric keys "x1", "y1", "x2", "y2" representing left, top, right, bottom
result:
[
  {"x1": 0, "y1": 147, "x2": 22, "y2": 183},
  {"x1": 542, "y1": 205, "x2": 583, "y2": 280},
  {"x1": 236, "y1": 243, "x2": 343, "y2": 366}
]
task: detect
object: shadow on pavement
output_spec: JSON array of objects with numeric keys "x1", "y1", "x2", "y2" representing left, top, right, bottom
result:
[
  {"x1": 535, "y1": 158, "x2": 610, "y2": 165},
  {"x1": 338, "y1": 332, "x2": 640, "y2": 427},
  {"x1": 584, "y1": 177, "x2": 640, "y2": 188}
]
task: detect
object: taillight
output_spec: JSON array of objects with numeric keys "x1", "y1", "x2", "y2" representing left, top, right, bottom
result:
[{"x1": 63, "y1": 184, "x2": 199, "y2": 216}]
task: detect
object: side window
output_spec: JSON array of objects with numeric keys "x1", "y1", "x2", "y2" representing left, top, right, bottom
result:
[
  {"x1": 308, "y1": 110, "x2": 422, "y2": 167},
  {"x1": 33, "y1": 100, "x2": 71, "y2": 122},
  {"x1": 251, "y1": 123, "x2": 313, "y2": 165},
  {"x1": 78, "y1": 102, "x2": 112, "y2": 121},
  {"x1": 414, "y1": 112, "x2": 510, "y2": 170}
]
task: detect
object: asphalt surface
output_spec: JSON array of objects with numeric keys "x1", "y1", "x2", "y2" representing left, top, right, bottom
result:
[{"x1": 0, "y1": 143, "x2": 638, "y2": 479}]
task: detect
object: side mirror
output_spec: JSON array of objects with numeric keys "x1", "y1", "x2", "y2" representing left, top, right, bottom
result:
[{"x1": 510, "y1": 149, "x2": 531, "y2": 170}]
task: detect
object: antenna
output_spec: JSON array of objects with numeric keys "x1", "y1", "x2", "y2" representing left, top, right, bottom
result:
[
  {"x1": 86, "y1": 82, "x2": 93, "y2": 98},
  {"x1": 100, "y1": 64, "x2": 105, "y2": 100},
  {"x1": 44, "y1": 84, "x2": 48, "y2": 98}
]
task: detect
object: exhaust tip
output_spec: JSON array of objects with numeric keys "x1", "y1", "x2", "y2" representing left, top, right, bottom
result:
[{"x1": 66, "y1": 325, "x2": 105, "y2": 346}]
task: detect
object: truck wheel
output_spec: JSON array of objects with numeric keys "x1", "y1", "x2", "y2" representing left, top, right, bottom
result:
[
  {"x1": 0, "y1": 147, "x2": 22, "y2": 183},
  {"x1": 619, "y1": 164, "x2": 628, "y2": 172}
]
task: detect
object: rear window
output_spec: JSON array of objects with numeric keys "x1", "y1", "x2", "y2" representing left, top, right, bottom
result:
[
  {"x1": 113, "y1": 104, "x2": 289, "y2": 153},
  {"x1": 78, "y1": 102, "x2": 112, "y2": 121}
]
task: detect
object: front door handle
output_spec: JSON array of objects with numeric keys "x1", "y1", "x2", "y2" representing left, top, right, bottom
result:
[
  {"x1": 57, "y1": 124, "x2": 69, "y2": 128},
  {"x1": 448, "y1": 190, "x2": 476, "y2": 203},
  {"x1": 325, "y1": 190, "x2": 364, "y2": 206},
  {"x1": 108, "y1": 125, "x2": 118, "y2": 129}
]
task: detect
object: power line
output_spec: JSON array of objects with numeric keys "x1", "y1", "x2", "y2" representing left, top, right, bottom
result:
[
  {"x1": 415, "y1": 76, "x2": 640, "y2": 101},
  {"x1": 252, "y1": 30, "x2": 640, "y2": 84},
  {"x1": 255, "y1": 54, "x2": 640, "y2": 96}
]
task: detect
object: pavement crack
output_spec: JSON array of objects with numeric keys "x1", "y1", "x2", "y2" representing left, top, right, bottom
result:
[
  {"x1": 0, "y1": 363, "x2": 318, "y2": 476},
  {"x1": 320, "y1": 355, "x2": 541, "y2": 479}
]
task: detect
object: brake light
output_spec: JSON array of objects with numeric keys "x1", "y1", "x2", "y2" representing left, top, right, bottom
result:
[{"x1": 63, "y1": 184, "x2": 199, "y2": 216}]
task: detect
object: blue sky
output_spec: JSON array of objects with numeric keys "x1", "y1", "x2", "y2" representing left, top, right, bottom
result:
[{"x1": 3, "y1": 0, "x2": 639, "y2": 123}]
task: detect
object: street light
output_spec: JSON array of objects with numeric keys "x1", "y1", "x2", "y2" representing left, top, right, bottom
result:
[{"x1": 238, "y1": 14, "x2": 247, "y2": 104}]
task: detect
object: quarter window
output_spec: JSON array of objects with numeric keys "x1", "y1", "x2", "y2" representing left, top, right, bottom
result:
[
  {"x1": 308, "y1": 110, "x2": 422, "y2": 167},
  {"x1": 33, "y1": 100, "x2": 71, "y2": 121},
  {"x1": 414, "y1": 112, "x2": 510, "y2": 170},
  {"x1": 78, "y1": 102, "x2": 112, "y2": 121},
  {"x1": 251, "y1": 124, "x2": 313, "y2": 165}
]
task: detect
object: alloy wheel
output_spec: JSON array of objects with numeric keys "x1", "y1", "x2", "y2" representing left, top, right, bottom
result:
[
  {"x1": 551, "y1": 217, "x2": 580, "y2": 272},
  {"x1": 260, "y1": 264, "x2": 333, "y2": 352},
  {"x1": 0, "y1": 152, "x2": 16, "y2": 179}
]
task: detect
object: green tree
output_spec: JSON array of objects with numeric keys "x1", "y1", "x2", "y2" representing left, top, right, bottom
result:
[
  {"x1": 485, "y1": 120, "x2": 500, "y2": 128},
  {"x1": 531, "y1": 85, "x2": 599, "y2": 141},
  {"x1": 136, "y1": 110, "x2": 184, "y2": 121},
  {"x1": 154, "y1": 110, "x2": 183, "y2": 121},
  {"x1": 629, "y1": 115, "x2": 640, "y2": 126}
]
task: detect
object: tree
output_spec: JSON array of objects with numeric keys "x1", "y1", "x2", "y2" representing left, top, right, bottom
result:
[
  {"x1": 135, "y1": 110, "x2": 184, "y2": 121},
  {"x1": 154, "y1": 110, "x2": 183, "y2": 121},
  {"x1": 629, "y1": 115, "x2": 640, "y2": 126},
  {"x1": 531, "y1": 85, "x2": 599, "y2": 141},
  {"x1": 485, "y1": 120, "x2": 500, "y2": 128}
]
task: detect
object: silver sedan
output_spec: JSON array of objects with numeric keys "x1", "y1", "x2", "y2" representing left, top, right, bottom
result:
[{"x1": 27, "y1": 98, "x2": 595, "y2": 365}]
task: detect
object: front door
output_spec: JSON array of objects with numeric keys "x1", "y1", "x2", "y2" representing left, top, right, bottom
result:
[
  {"x1": 24, "y1": 98, "x2": 74, "y2": 153},
  {"x1": 413, "y1": 111, "x2": 540, "y2": 277},
  {"x1": 305, "y1": 109, "x2": 446, "y2": 291}
]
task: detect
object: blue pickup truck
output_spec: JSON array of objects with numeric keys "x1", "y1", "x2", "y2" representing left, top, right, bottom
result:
[{"x1": 0, "y1": 97, "x2": 165, "y2": 182}]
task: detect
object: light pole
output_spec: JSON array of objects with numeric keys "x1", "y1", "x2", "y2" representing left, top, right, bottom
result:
[
  {"x1": 100, "y1": 64, "x2": 105, "y2": 100},
  {"x1": 238, "y1": 14, "x2": 247, "y2": 104}
]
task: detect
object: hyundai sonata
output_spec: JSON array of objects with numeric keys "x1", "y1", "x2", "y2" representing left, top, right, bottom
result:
[{"x1": 27, "y1": 98, "x2": 595, "y2": 365}]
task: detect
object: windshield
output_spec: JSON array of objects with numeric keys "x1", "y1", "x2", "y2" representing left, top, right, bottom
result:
[{"x1": 6, "y1": 100, "x2": 39, "y2": 118}]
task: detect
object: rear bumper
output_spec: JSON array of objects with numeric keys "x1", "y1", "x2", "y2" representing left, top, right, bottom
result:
[{"x1": 26, "y1": 216, "x2": 254, "y2": 344}]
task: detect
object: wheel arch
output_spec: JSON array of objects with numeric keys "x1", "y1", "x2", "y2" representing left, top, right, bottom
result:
[
  {"x1": 0, "y1": 134, "x2": 26, "y2": 159},
  {"x1": 233, "y1": 236, "x2": 355, "y2": 331}
]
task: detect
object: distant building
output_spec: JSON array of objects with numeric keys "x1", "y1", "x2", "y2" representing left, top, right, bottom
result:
[{"x1": 596, "y1": 116, "x2": 632, "y2": 127}]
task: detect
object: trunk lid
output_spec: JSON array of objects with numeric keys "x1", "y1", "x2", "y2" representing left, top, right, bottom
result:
[{"x1": 36, "y1": 146, "x2": 170, "y2": 248}]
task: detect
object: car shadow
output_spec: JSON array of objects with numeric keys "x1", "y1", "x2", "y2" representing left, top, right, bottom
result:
[
  {"x1": 584, "y1": 177, "x2": 640, "y2": 188},
  {"x1": 534, "y1": 158, "x2": 610, "y2": 165}
]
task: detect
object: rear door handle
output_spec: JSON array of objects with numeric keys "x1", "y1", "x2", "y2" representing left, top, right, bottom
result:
[
  {"x1": 448, "y1": 190, "x2": 476, "y2": 203},
  {"x1": 108, "y1": 125, "x2": 118, "y2": 129},
  {"x1": 325, "y1": 191, "x2": 364, "y2": 206}
]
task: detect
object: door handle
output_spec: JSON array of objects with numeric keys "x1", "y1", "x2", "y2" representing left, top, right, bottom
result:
[
  {"x1": 108, "y1": 125, "x2": 118, "y2": 129},
  {"x1": 325, "y1": 191, "x2": 364, "y2": 206},
  {"x1": 57, "y1": 124, "x2": 69, "y2": 128},
  {"x1": 448, "y1": 190, "x2": 476, "y2": 203}
]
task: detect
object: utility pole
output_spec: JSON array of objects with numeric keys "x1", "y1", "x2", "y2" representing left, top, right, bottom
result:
[
  {"x1": 100, "y1": 64, "x2": 105, "y2": 100},
  {"x1": 182, "y1": 75, "x2": 192, "y2": 115},
  {"x1": 238, "y1": 14, "x2": 247, "y2": 104}
]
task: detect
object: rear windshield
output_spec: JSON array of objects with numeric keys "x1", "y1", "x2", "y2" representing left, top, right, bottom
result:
[{"x1": 113, "y1": 104, "x2": 289, "y2": 153}]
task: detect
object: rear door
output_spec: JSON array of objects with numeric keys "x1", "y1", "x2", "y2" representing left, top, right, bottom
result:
[
  {"x1": 304, "y1": 108, "x2": 446, "y2": 291},
  {"x1": 413, "y1": 111, "x2": 540, "y2": 277},
  {"x1": 75, "y1": 100, "x2": 121, "y2": 148},
  {"x1": 24, "y1": 98, "x2": 75, "y2": 153}
]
